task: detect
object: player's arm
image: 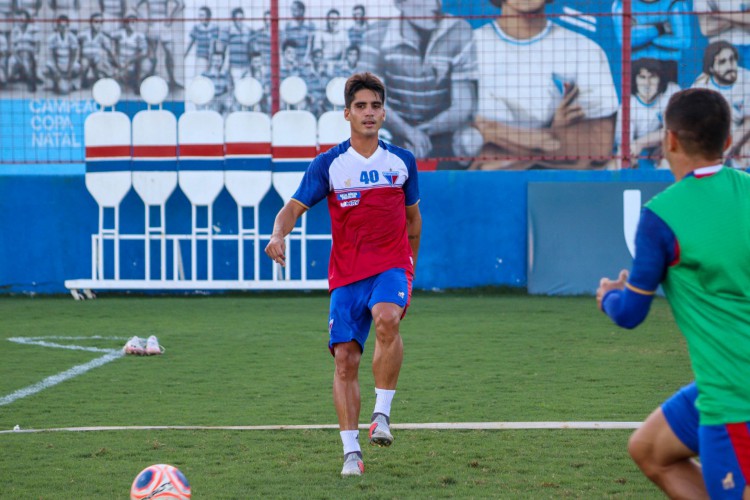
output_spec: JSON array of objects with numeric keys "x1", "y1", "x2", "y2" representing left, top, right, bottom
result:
[
  {"x1": 406, "y1": 203, "x2": 422, "y2": 272},
  {"x1": 417, "y1": 80, "x2": 475, "y2": 137},
  {"x1": 265, "y1": 200, "x2": 308, "y2": 267},
  {"x1": 710, "y1": 9, "x2": 750, "y2": 28},
  {"x1": 598, "y1": 208, "x2": 676, "y2": 329},
  {"x1": 652, "y1": 2, "x2": 692, "y2": 51},
  {"x1": 538, "y1": 114, "x2": 616, "y2": 169}
]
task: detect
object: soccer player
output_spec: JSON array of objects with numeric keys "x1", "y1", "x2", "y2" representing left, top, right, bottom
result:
[
  {"x1": 692, "y1": 41, "x2": 750, "y2": 169},
  {"x1": 265, "y1": 72, "x2": 422, "y2": 477},
  {"x1": 615, "y1": 58, "x2": 680, "y2": 169},
  {"x1": 282, "y1": 0, "x2": 315, "y2": 64},
  {"x1": 471, "y1": 0, "x2": 618, "y2": 170},
  {"x1": 135, "y1": 0, "x2": 184, "y2": 89},
  {"x1": 630, "y1": 383, "x2": 708, "y2": 498},
  {"x1": 79, "y1": 13, "x2": 116, "y2": 89},
  {"x1": 358, "y1": 0, "x2": 477, "y2": 168},
  {"x1": 612, "y1": 0, "x2": 692, "y2": 83},
  {"x1": 112, "y1": 14, "x2": 148, "y2": 95},
  {"x1": 347, "y1": 4, "x2": 369, "y2": 49},
  {"x1": 695, "y1": 0, "x2": 750, "y2": 69},
  {"x1": 219, "y1": 7, "x2": 253, "y2": 84},
  {"x1": 315, "y1": 8, "x2": 348, "y2": 67},
  {"x1": 597, "y1": 87, "x2": 750, "y2": 499},
  {"x1": 185, "y1": 6, "x2": 219, "y2": 74},
  {"x1": 44, "y1": 15, "x2": 79, "y2": 95},
  {"x1": 200, "y1": 50, "x2": 232, "y2": 115},
  {"x1": 8, "y1": 9, "x2": 39, "y2": 92}
]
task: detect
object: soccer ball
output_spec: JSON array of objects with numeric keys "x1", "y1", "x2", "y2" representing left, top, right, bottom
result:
[{"x1": 130, "y1": 464, "x2": 191, "y2": 499}]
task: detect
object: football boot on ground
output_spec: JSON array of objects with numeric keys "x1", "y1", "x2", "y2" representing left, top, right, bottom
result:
[
  {"x1": 341, "y1": 452, "x2": 364, "y2": 476},
  {"x1": 123, "y1": 336, "x2": 146, "y2": 355},
  {"x1": 145, "y1": 335, "x2": 163, "y2": 355}
]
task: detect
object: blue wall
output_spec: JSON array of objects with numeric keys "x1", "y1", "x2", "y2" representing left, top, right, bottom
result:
[{"x1": 0, "y1": 169, "x2": 674, "y2": 295}]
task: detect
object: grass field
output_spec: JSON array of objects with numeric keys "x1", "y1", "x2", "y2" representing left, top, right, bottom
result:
[{"x1": 0, "y1": 291, "x2": 693, "y2": 498}]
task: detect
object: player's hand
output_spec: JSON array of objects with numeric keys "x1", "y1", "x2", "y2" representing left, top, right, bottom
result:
[
  {"x1": 596, "y1": 269, "x2": 628, "y2": 311},
  {"x1": 265, "y1": 235, "x2": 287, "y2": 267},
  {"x1": 407, "y1": 127, "x2": 432, "y2": 158},
  {"x1": 551, "y1": 83, "x2": 584, "y2": 128},
  {"x1": 474, "y1": 115, "x2": 560, "y2": 153}
]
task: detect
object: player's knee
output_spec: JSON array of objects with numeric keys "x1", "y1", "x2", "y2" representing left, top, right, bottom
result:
[
  {"x1": 333, "y1": 344, "x2": 361, "y2": 379},
  {"x1": 373, "y1": 308, "x2": 400, "y2": 336},
  {"x1": 627, "y1": 432, "x2": 656, "y2": 476}
]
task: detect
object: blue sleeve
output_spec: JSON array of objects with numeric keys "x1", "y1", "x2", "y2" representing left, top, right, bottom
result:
[
  {"x1": 602, "y1": 208, "x2": 676, "y2": 328},
  {"x1": 653, "y1": 1, "x2": 692, "y2": 51},
  {"x1": 291, "y1": 156, "x2": 331, "y2": 208},
  {"x1": 403, "y1": 154, "x2": 420, "y2": 206}
]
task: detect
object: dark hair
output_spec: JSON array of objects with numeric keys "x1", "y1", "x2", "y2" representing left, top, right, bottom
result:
[
  {"x1": 199, "y1": 6, "x2": 211, "y2": 17},
  {"x1": 282, "y1": 39, "x2": 298, "y2": 52},
  {"x1": 345, "y1": 44, "x2": 360, "y2": 56},
  {"x1": 631, "y1": 58, "x2": 668, "y2": 96},
  {"x1": 344, "y1": 72, "x2": 385, "y2": 109},
  {"x1": 703, "y1": 40, "x2": 739, "y2": 75},
  {"x1": 90, "y1": 12, "x2": 103, "y2": 21},
  {"x1": 664, "y1": 88, "x2": 731, "y2": 159},
  {"x1": 231, "y1": 7, "x2": 244, "y2": 19},
  {"x1": 327, "y1": 8, "x2": 340, "y2": 17}
]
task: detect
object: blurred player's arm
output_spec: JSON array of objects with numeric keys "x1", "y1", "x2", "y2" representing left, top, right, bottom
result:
[
  {"x1": 541, "y1": 84, "x2": 616, "y2": 169},
  {"x1": 417, "y1": 80, "x2": 476, "y2": 138},
  {"x1": 265, "y1": 200, "x2": 308, "y2": 267},
  {"x1": 728, "y1": 119, "x2": 750, "y2": 159},
  {"x1": 598, "y1": 209, "x2": 675, "y2": 328},
  {"x1": 406, "y1": 203, "x2": 422, "y2": 271},
  {"x1": 652, "y1": 2, "x2": 691, "y2": 51}
]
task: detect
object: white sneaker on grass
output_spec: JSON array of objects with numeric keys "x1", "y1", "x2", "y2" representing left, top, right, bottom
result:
[
  {"x1": 145, "y1": 335, "x2": 163, "y2": 355},
  {"x1": 369, "y1": 413, "x2": 393, "y2": 447},
  {"x1": 341, "y1": 452, "x2": 364, "y2": 476},
  {"x1": 123, "y1": 336, "x2": 146, "y2": 355}
]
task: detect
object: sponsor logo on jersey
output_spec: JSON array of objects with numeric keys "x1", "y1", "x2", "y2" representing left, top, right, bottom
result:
[
  {"x1": 340, "y1": 200, "x2": 360, "y2": 208},
  {"x1": 337, "y1": 191, "x2": 361, "y2": 201},
  {"x1": 383, "y1": 170, "x2": 400, "y2": 185}
]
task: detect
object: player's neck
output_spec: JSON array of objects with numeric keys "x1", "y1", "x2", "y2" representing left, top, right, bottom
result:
[
  {"x1": 350, "y1": 135, "x2": 379, "y2": 158},
  {"x1": 497, "y1": 12, "x2": 547, "y2": 40}
]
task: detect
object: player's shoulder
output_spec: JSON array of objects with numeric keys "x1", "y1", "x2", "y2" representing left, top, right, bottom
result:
[
  {"x1": 381, "y1": 140, "x2": 416, "y2": 166},
  {"x1": 314, "y1": 139, "x2": 352, "y2": 166}
]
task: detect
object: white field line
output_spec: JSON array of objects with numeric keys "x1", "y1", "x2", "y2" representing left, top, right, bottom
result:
[
  {"x1": 0, "y1": 351, "x2": 123, "y2": 407},
  {"x1": 0, "y1": 422, "x2": 642, "y2": 435},
  {"x1": 1, "y1": 336, "x2": 125, "y2": 407}
]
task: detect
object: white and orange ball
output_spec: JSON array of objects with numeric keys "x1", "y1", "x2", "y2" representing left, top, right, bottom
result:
[{"x1": 130, "y1": 464, "x2": 191, "y2": 499}]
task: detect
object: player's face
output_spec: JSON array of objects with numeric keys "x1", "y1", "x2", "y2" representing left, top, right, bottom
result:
[
  {"x1": 345, "y1": 89, "x2": 385, "y2": 139},
  {"x1": 199, "y1": 9, "x2": 209, "y2": 23},
  {"x1": 346, "y1": 49, "x2": 358, "y2": 66},
  {"x1": 503, "y1": 0, "x2": 547, "y2": 15},
  {"x1": 401, "y1": 0, "x2": 442, "y2": 31},
  {"x1": 353, "y1": 6, "x2": 365, "y2": 20},
  {"x1": 712, "y1": 48, "x2": 738, "y2": 85},
  {"x1": 635, "y1": 68, "x2": 660, "y2": 103},
  {"x1": 327, "y1": 12, "x2": 340, "y2": 30}
]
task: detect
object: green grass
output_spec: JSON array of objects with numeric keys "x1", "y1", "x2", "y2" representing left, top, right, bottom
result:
[{"x1": 0, "y1": 293, "x2": 692, "y2": 498}]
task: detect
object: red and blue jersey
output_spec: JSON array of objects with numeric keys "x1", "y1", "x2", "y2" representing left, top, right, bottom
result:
[{"x1": 291, "y1": 139, "x2": 420, "y2": 291}]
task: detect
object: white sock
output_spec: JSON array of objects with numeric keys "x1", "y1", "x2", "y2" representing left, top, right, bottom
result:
[
  {"x1": 340, "y1": 430, "x2": 361, "y2": 455},
  {"x1": 373, "y1": 388, "x2": 396, "y2": 418}
]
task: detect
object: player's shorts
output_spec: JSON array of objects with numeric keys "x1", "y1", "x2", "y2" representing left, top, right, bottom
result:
[
  {"x1": 147, "y1": 20, "x2": 174, "y2": 43},
  {"x1": 699, "y1": 422, "x2": 750, "y2": 499},
  {"x1": 328, "y1": 268, "x2": 412, "y2": 355},
  {"x1": 661, "y1": 382, "x2": 699, "y2": 453}
]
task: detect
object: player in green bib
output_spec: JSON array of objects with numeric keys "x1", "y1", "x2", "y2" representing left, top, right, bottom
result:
[{"x1": 598, "y1": 88, "x2": 750, "y2": 499}]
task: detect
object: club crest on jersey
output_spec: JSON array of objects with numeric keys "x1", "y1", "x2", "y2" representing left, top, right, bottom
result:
[{"x1": 383, "y1": 170, "x2": 400, "y2": 185}]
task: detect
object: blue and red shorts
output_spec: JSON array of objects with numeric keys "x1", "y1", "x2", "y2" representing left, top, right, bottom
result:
[
  {"x1": 700, "y1": 422, "x2": 750, "y2": 499},
  {"x1": 328, "y1": 268, "x2": 413, "y2": 354}
]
